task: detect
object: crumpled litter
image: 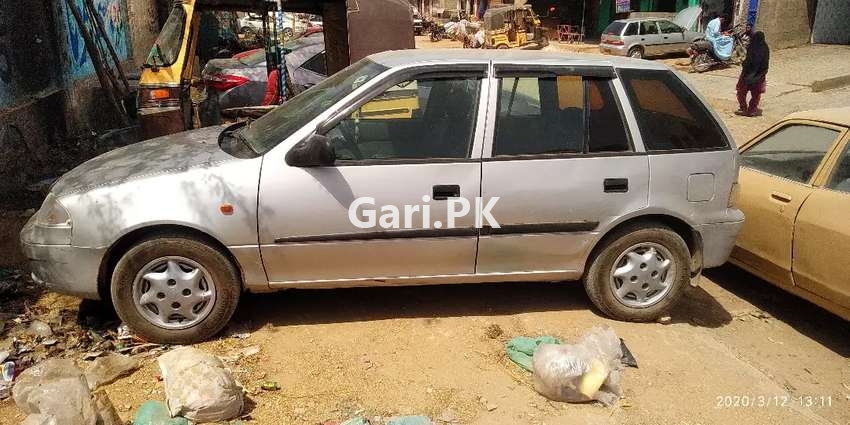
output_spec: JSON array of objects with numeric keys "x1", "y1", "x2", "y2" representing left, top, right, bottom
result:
[
  {"x1": 505, "y1": 336, "x2": 562, "y2": 372},
  {"x1": 158, "y1": 347, "x2": 244, "y2": 422},
  {"x1": 532, "y1": 326, "x2": 625, "y2": 406}
]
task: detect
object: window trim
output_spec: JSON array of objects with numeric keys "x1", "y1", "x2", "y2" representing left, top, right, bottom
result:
[
  {"x1": 617, "y1": 68, "x2": 732, "y2": 153},
  {"x1": 739, "y1": 120, "x2": 847, "y2": 186},
  {"x1": 824, "y1": 130, "x2": 850, "y2": 192},
  {"x1": 316, "y1": 67, "x2": 489, "y2": 166},
  {"x1": 487, "y1": 73, "x2": 634, "y2": 159}
]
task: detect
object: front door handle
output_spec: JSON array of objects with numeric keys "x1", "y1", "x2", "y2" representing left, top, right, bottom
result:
[
  {"x1": 604, "y1": 178, "x2": 629, "y2": 193},
  {"x1": 770, "y1": 191, "x2": 792, "y2": 203},
  {"x1": 433, "y1": 184, "x2": 460, "y2": 200}
]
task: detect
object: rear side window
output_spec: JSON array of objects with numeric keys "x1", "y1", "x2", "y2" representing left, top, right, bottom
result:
[
  {"x1": 623, "y1": 23, "x2": 638, "y2": 36},
  {"x1": 618, "y1": 69, "x2": 728, "y2": 151},
  {"x1": 301, "y1": 51, "x2": 327, "y2": 75},
  {"x1": 493, "y1": 75, "x2": 631, "y2": 156}
]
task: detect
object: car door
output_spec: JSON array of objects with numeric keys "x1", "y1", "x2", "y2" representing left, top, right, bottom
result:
[
  {"x1": 476, "y1": 66, "x2": 648, "y2": 276},
  {"x1": 657, "y1": 20, "x2": 685, "y2": 54},
  {"x1": 639, "y1": 21, "x2": 663, "y2": 56},
  {"x1": 735, "y1": 122, "x2": 845, "y2": 287},
  {"x1": 258, "y1": 67, "x2": 488, "y2": 284},
  {"x1": 793, "y1": 128, "x2": 850, "y2": 311}
]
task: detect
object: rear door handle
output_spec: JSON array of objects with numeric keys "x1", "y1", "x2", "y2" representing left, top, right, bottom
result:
[
  {"x1": 770, "y1": 191, "x2": 792, "y2": 203},
  {"x1": 432, "y1": 184, "x2": 460, "y2": 200},
  {"x1": 604, "y1": 178, "x2": 629, "y2": 193}
]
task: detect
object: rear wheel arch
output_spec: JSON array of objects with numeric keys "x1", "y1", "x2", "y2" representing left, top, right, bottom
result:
[
  {"x1": 97, "y1": 224, "x2": 244, "y2": 301},
  {"x1": 586, "y1": 214, "x2": 702, "y2": 278}
]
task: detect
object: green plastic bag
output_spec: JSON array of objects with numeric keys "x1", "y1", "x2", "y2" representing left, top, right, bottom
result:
[
  {"x1": 506, "y1": 336, "x2": 562, "y2": 372},
  {"x1": 133, "y1": 401, "x2": 190, "y2": 425}
]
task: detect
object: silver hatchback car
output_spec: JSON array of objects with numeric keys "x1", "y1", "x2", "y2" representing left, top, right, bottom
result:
[
  {"x1": 21, "y1": 50, "x2": 744, "y2": 343},
  {"x1": 600, "y1": 16, "x2": 703, "y2": 59}
]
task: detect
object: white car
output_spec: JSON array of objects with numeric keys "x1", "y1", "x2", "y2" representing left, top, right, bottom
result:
[{"x1": 239, "y1": 12, "x2": 302, "y2": 38}]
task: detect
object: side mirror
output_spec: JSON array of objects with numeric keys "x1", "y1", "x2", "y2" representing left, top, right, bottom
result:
[{"x1": 285, "y1": 133, "x2": 335, "y2": 167}]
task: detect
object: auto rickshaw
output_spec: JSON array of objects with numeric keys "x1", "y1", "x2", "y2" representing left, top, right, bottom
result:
[
  {"x1": 482, "y1": 4, "x2": 548, "y2": 49},
  {"x1": 138, "y1": 0, "x2": 414, "y2": 140}
]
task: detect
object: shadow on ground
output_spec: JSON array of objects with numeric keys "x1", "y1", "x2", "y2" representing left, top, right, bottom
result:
[
  {"x1": 705, "y1": 264, "x2": 850, "y2": 357},
  {"x1": 230, "y1": 278, "x2": 733, "y2": 331}
]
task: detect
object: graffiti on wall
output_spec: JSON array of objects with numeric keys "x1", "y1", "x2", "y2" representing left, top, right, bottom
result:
[{"x1": 64, "y1": 0, "x2": 129, "y2": 79}]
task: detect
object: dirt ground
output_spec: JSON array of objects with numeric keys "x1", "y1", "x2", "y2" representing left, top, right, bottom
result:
[{"x1": 2, "y1": 39, "x2": 850, "y2": 425}]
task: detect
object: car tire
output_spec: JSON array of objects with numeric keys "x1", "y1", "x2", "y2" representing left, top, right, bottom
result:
[
  {"x1": 583, "y1": 223, "x2": 690, "y2": 322},
  {"x1": 282, "y1": 27, "x2": 294, "y2": 38},
  {"x1": 111, "y1": 235, "x2": 241, "y2": 344},
  {"x1": 496, "y1": 44, "x2": 510, "y2": 49},
  {"x1": 627, "y1": 47, "x2": 644, "y2": 59}
]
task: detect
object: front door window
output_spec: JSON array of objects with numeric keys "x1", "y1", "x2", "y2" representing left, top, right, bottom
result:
[{"x1": 325, "y1": 76, "x2": 482, "y2": 161}]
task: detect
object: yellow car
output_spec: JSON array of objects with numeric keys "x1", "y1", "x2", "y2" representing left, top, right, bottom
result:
[{"x1": 732, "y1": 108, "x2": 850, "y2": 320}]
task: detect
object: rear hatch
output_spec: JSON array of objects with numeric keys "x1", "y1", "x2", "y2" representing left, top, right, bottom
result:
[
  {"x1": 601, "y1": 21, "x2": 627, "y2": 45},
  {"x1": 673, "y1": 6, "x2": 702, "y2": 32}
]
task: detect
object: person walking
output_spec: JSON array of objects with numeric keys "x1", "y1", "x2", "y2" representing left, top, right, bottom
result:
[{"x1": 736, "y1": 31, "x2": 769, "y2": 117}]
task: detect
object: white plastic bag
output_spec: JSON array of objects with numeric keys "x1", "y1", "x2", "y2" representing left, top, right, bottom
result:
[
  {"x1": 532, "y1": 326, "x2": 623, "y2": 406},
  {"x1": 158, "y1": 347, "x2": 244, "y2": 422}
]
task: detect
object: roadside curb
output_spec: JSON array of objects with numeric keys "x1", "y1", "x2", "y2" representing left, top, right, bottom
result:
[{"x1": 811, "y1": 74, "x2": 850, "y2": 92}]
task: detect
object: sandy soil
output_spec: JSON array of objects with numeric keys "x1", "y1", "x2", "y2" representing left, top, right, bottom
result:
[{"x1": 2, "y1": 39, "x2": 849, "y2": 425}]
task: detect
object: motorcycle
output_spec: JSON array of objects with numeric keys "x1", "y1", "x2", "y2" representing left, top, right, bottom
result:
[
  {"x1": 689, "y1": 23, "x2": 750, "y2": 73},
  {"x1": 429, "y1": 23, "x2": 448, "y2": 42}
]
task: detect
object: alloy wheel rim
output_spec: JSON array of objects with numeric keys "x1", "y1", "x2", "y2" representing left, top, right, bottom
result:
[
  {"x1": 609, "y1": 242, "x2": 675, "y2": 308},
  {"x1": 132, "y1": 256, "x2": 216, "y2": 330}
]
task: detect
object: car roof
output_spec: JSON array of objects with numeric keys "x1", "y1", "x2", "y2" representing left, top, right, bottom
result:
[
  {"x1": 613, "y1": 17, "x2": 671, "y2": 23},
  {"x1": 368, "y1": 49, "x2": 670, "y2": 71},
  {"x1": 786, "y1": 108, "x2": 850, "y2": 128}
]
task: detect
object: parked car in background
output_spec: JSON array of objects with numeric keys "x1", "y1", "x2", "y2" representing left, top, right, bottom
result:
[
  {"x1": 202, "y1": 33, "x2": 327, "y2": 111},
  {"x1": 600, "y1": 8, "x2": 702, "y2": 59},
  {"x1": 239, "y1": 12, "x2": 303, "y2": 38},
  {"x1": 732, "y1": 108, "x2": 850, "y2": 321},
  {"x1": 22, "y1": 50, "x2": 742, "y2": 343}
]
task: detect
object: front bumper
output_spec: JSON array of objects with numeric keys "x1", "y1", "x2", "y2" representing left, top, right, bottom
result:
[
  {"x1": 22, "y1": 241, "x2": 105, "y2": 300},
  {"x1": 599, "y1": 44, "x2": 628, "y2": 56},
  {"x1": 696, "y1": 215, "x2": 745, "y2": 269},
  {"x1": 21, "y1": 215, "x2": 105, "y2": 300}
]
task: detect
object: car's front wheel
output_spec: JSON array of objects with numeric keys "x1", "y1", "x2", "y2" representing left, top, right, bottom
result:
[
  {"x1": 583, "y1": 223, "x2": 690, "y2": 322},
  {"x1": 111, "y1": 235, "x2": 241, "y2": 344}
]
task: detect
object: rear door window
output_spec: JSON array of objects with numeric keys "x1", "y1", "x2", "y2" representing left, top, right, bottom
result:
[
  {"x1": 493, "y1": 74, "x2": 631, "y2": 156},
  {"x1": 640, "y1": 21, "x2": 659, "y2": 35},
  {"x1": 618, "y1": 68, "x2": 728, "y2": 151},
  {"x1": 623, "y1": 23, "x2": 638, "y2": 36},
  {"x1": 741, "y1": 124, "x2": 840, "y2": 184}
]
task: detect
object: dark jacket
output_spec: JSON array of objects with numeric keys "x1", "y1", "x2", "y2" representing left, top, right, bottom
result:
[{"x1": 741, "y1": 31, "x2": 769, "y2": 86}]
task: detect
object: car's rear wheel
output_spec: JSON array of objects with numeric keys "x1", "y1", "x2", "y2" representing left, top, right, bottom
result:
[
  {"x1": 628, "y1": 46, "x2": 644, "y2": 59},
  {"x1": 111, "y1": 235, "x2": 241, "y2": 344},
  {"x1": 583, "y1": 223, "x2": 690, "y2": 322},
  {"x1": 282, "y1": 27, "x2": 294, "y2": 38}
]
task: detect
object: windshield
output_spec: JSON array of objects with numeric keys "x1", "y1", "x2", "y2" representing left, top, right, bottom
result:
[
  {"x1": 238, "y1": 58, "x2": 389, "y2": 154},
  {"x1": 146, "y1": 5, "x2": 186, "y2": 68}
]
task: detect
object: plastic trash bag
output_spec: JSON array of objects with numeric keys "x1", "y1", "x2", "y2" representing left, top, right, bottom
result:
[
  {"x1": 13, "y1": 359, "x2": 97, "y2": 425},
  {"x1": 506, "y1": 336, "x2": 562, "y2": 372},
  {"x1": 158, "y1": 347, "x2": 244, "y2": 422},
  {"x1": 133, "y1": 401, "x2": 190, "y2": 425},
  {"x1": 532, "y1": 326, "x2": 624, "y2": 406}
]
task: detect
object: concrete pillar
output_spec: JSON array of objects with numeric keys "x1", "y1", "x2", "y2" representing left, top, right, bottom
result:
[{"x1": 755, "y1": 0, "x2": 812, "y2": 49}]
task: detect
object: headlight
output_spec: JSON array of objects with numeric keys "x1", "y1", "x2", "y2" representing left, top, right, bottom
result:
[{"x1": 35, "y1": 193, "x2": 72, "y2": 227}]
